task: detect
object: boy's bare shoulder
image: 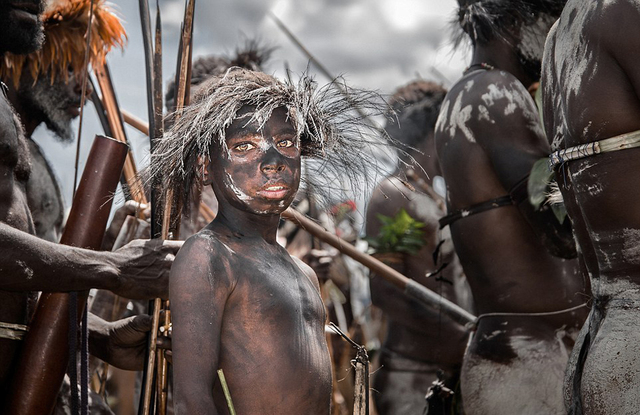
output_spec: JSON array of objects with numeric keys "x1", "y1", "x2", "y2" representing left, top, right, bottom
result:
[{"x1": 171, "y1": 228, "x2": 237, "y2": 289}]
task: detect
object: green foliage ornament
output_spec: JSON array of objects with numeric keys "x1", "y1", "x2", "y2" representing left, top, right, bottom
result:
[{"x1": 365, "y1": 209, "x2": 426, "y2": 256}]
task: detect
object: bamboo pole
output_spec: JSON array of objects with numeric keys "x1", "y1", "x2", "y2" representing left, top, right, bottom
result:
[
  {"x1": 5, "y1": 136, "x2": 128, "y2": 415},
  {"x1": 140, "y1": 2, "x2": 195, "y2": 414}
]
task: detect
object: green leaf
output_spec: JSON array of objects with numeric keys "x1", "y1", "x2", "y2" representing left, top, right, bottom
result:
[
  {"x1": 528, "y1": 157, "x2": 554, "y2": 210},
  {"x1": 366, "y1": 208, "x2": 427, "y2": 255}
]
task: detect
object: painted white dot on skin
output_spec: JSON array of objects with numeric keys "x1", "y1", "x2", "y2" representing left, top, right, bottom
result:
[
  {"x1": 478, "y1": 105, "x2": 495, "y2": 124},
  {"x1": 16, "y1": 260, "x2": 33, "y2": 279},
  {"x1": 465, "y1": 80, "x2": 475, "y2": 92}
]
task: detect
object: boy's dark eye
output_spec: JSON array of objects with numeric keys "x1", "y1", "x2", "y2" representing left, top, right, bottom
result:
[
  {"x1": 277, "y1": 139, "x2": 294, "y2": 148},
  {"x1": 234, "y1": 142, "x2": 255, "y2": 152}
]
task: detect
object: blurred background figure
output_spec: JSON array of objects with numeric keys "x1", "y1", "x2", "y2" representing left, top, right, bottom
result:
[{"x1": 365, "y1": 80, "x2": 472, "y2": 415}]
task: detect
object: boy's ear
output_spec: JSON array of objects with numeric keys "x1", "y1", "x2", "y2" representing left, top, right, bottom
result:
[{"x1": 199, "y1": 156, "x2": 213, "y2": 186}]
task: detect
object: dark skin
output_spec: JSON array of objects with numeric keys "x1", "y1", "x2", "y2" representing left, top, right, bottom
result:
[
  {"x1": 366, "y1": 132, "x2": 469, "y2": 413},
  {"x1": 0, "y1": 0, "x2": 180, "y2": 396},
  {"x1": 171, "y1": 107, "x2": 331, "y2": 414},
  {"x1": 434, "y1": 19, "x2": 587, "y2": 414},
  {"x1": 543, "y1": 1, "x2": 640, "y2": 412}
]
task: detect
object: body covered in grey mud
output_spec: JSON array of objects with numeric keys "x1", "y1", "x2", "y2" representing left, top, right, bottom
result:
[{"x1": 542, "y1": 1, "x2": 640, "y2": 413}]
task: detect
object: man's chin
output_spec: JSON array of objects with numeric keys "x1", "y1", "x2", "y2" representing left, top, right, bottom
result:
[{"x1": 44, "y1": 118, "x2": 75, "y2": 143}]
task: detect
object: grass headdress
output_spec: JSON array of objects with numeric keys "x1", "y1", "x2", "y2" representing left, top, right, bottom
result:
[{"x1": 148, "y1": 67, "x2": 396, "y2": 218}]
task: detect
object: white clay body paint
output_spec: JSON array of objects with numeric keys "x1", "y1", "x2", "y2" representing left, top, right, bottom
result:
[
  {"x1": 224, "y1": 172, "x2": 252, "y2": 201},
  {"x1": 435, "y1": 100, "x2": 450, "y2": 136},
  {"x1": 446, "y1": 92, "x2": 475, "y2": 142},
  {"x1": 16, "y1": 260, "x2": 33, "y2": 279},
  {"x1": 622, "y1": 228, "x2": 640, "y2": 265},
  {"x1": 481, "y1": 80, "x2": 544, "y2": 137}
]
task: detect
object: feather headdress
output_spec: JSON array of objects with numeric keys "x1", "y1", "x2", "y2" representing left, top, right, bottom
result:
[
  {"x1": 454, "y1": 0, "x2": 566, "y2": 46},
  {"x1": 148, "y1": 67, "x2": 396, "y2": 218},
  {"x1": 0, "y1": 0, "x2": 126, "y2": 88}
]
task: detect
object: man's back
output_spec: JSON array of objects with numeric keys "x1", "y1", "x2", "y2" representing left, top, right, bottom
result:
[
  {"x1": 435, "y1": 66, "x2": 586, "y2": 414},
  {"x1": 436, "y1": 68, "x2": 583, "y2": 315},
  {"x1": 542, "y1": 2, "x2": 640, "y2": 412},
  {"x1": 543, "y1": 0, "x2": 640, "y2": 150}
]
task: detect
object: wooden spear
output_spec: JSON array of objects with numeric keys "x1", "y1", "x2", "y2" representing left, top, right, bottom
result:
[
  {"x1": 93, "y1": 62, "x2": 148, "y2": 205},
  {"x1": 281, "y1": 208, "x2": 476, "y2": 325},
  {"x1": 140, "y1": 2, "x2": 195, "y2": 414},
  {"x1": 137, "y1": 0, "x2": 160, "y2": 412}
]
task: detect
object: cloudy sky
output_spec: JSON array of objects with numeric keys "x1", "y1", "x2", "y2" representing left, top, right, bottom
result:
[{"x1": 35, "y1": 0, "x2": 470, "y2": 208}]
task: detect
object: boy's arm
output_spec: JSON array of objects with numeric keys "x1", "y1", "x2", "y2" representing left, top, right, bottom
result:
[{"x1": 171, "y1": 234, "x2": 230, "y2": 414}]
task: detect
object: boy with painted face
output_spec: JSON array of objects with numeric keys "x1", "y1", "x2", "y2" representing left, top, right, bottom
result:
[
  {"x1": 543, "y1": 1, "x2": 640, "y2": 413},
  {"x1": 150, "y1": 68, "x2": 389, "y2": 414},
  {"x1": 434, "y1": 0, "x2": 588, "y2": 414}
]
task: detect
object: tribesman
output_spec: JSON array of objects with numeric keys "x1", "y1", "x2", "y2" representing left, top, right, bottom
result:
[
  {"x1": 542, "y1": 1, "x2": 640, "y2": 413},
  {"x1": 1, "y1": 0, "x2": 126, "y2": 242},
  {"x1": 148, "y1": 67, "x2": 394, "y2": 414},
  {"x1": 434, "y1": 0, "x2": 588, "y2": 413},
  {"x1": 365, "y1": 80, "x2": 472, "y2": 415},
  {"x1": 0, "y1": 0, "x2": 180, "y2": 405}
]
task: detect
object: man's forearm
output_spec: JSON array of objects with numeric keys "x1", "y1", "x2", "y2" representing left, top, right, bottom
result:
[{"x1": 0, "y1": 223, "x2": 118, "y2": 292}]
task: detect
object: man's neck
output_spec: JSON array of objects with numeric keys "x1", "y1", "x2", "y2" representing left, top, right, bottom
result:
[
  {"x1": 5, "y1": 83, "x2": 42, "y2": 138},
  {"x1": 471, "y1": 40, "x2": 539, "y2": 88}
]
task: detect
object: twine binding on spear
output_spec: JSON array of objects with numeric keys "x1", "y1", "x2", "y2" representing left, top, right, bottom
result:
[{"x1": 329, "y1": 322, "x2": 369, "y2": 415}]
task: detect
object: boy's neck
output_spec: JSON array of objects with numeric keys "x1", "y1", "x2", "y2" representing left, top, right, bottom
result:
[{"x1": 213, "y1": 200, "x2": 282, "y2": 244}]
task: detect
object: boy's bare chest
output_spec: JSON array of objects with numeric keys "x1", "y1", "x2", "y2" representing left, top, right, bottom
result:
[{"x1": 228, "y1": 254, "x2": 325, "y2": 324}]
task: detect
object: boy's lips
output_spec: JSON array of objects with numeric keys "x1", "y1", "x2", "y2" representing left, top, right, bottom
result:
[{"x1": 257, "y1": 183, "x2": 291, "y2": 200}]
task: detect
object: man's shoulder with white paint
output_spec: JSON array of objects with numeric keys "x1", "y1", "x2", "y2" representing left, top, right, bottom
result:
[{"x1": 436, "y1": 69, "x2": 526, "y2": 144}]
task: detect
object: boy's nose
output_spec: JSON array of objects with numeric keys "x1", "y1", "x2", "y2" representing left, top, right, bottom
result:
[{"x1": 260, "y1": 147, "x2": 286, "y2": 174}]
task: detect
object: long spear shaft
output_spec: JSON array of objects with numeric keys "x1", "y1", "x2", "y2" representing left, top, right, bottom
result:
[
  {"x1": 269, "y1": 13, "x2": 376, "y2": 126},
  {"x1": 281, "y1": 208, "x2": 477, "y2": 325},
  {"x1": 137, "y1": 0, "x2": 160, "y2": 413},
  {"x1": 139, "y1": 0, "x2": 156, "y2": 145},
  {"x1": 140, "y1": 2, "x2": 195, "y2": 414},
  {"x1": 93, "y1": 62, "x2": 147, "y2": 205},
  {"x1": 152, "y1": 4, "x2": 171, "y2": 414}
]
